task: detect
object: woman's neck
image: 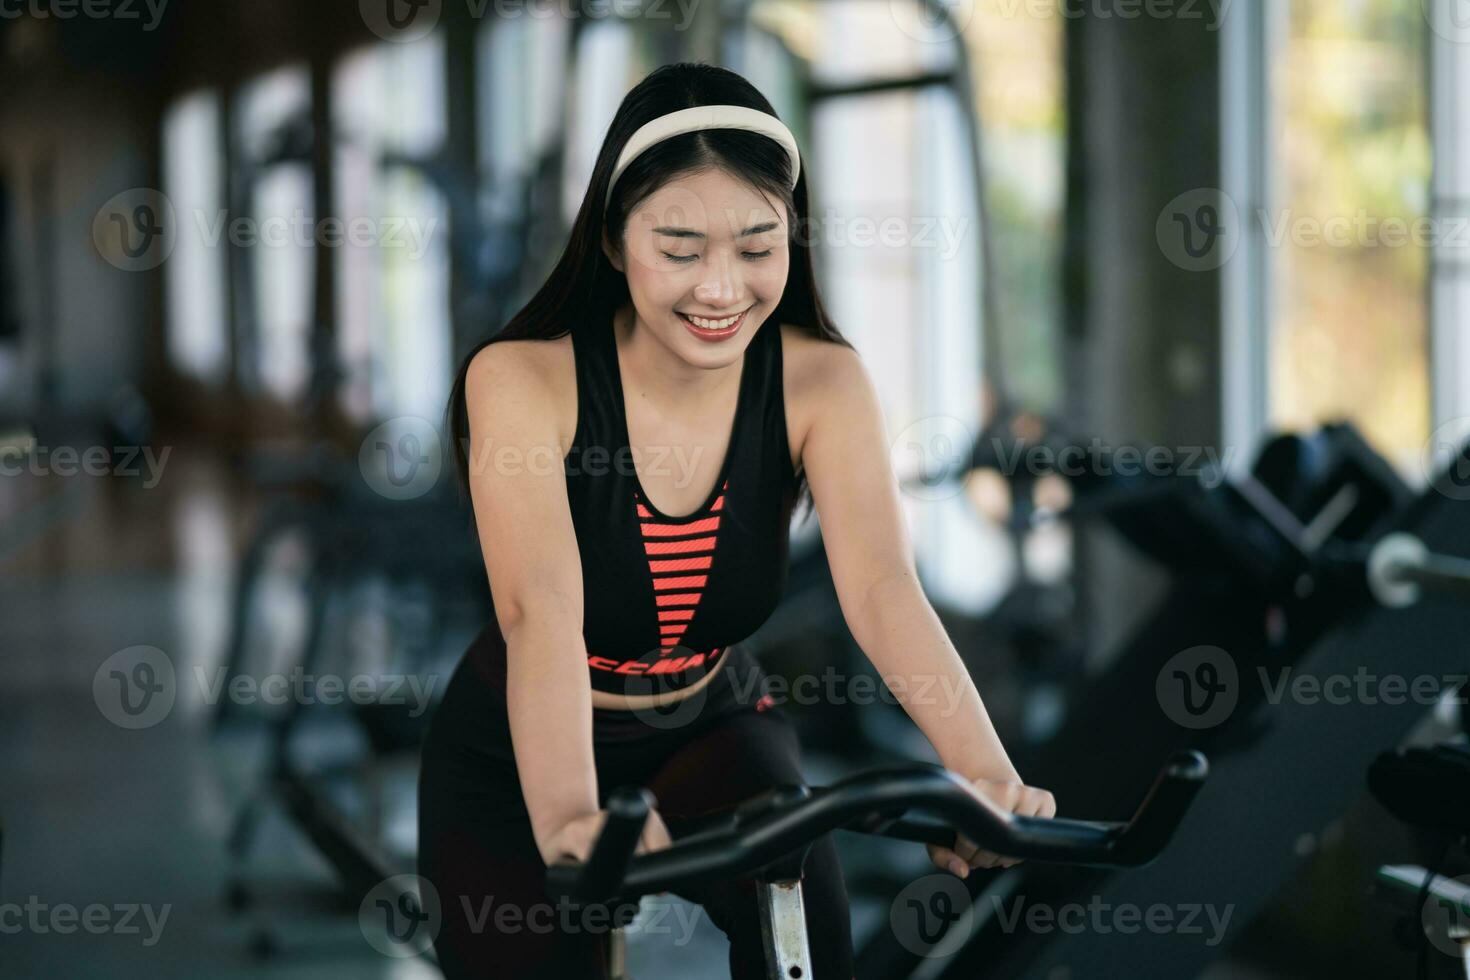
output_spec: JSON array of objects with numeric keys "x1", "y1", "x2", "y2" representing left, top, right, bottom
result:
[{"x1": 612, "y1": 303, "x2": 743, "y2": 417}]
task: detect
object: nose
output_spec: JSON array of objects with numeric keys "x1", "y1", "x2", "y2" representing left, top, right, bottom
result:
[{"x1": 691, "y1": 248, "x2": 741, "y2": 309}]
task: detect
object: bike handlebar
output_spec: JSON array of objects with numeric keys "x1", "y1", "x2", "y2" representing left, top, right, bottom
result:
[{"x1": 546, "y1": 751, "x2": 1208, "y2": 905}]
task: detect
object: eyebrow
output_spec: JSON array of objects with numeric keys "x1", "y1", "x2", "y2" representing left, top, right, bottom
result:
[{"x1": 651, "y1": 221, "x2": 780, "y2": 239}]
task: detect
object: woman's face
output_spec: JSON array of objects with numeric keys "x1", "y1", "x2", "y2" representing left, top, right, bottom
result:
[{"x1": 609, "y1": 167, "x2": 790, "y2": 365}]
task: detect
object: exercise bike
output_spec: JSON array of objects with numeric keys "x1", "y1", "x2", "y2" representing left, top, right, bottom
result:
[{"x1": 545, "y1": 751, "x2": 1209, "y2": 979}]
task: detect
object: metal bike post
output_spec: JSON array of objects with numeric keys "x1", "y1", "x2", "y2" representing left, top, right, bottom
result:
[
  {"x1": 607, "y1": 926, "x2": 629, "y2": 980},
  {"x1": 757, "y1": 877, "x2": 813, "y2": 979}
]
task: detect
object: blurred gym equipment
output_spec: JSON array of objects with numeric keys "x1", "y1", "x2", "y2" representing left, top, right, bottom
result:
[{"x1": 213, "y1": 443, "x2": 490, "y2": 961}]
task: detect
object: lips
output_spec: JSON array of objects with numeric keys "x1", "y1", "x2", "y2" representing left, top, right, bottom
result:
[{"x1": 677, "y1": 305, "x2": 751, "y2": 340}]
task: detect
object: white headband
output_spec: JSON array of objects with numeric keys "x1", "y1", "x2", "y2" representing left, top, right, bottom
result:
[{"x1": 605, "y1": 104, "x2": 801, "y2": 211}]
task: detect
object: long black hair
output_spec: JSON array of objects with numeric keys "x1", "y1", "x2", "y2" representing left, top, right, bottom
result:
[{"x1": 444, "y1": 61, "x2": 852, "y2": 525}]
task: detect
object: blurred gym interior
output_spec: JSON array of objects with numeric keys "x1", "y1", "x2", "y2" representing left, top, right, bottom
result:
[{"x1": 2, "y1": 1, "x2": 1469, "y2": 977}]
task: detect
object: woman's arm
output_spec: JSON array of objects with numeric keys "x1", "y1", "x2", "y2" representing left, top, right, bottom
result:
[
  {"x1": 796, "y1": 343, "x2": 1055, "y2": 873},
  {"x1": 464, "y1": 343, "x2": 631, "y2": 864}
]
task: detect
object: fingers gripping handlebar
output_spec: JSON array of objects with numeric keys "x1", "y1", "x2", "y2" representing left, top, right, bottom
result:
[{"x1": 546, "y1": 751, "x2": 1208, "y2": 906}]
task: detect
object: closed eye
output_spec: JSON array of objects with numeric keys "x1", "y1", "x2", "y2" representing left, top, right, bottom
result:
[{"x1": 662, "y1": 250, "x2": 773, "y2": 263}]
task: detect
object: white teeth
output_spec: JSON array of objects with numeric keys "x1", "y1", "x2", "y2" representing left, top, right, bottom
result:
[{"x1": 685, "y1": 310, "x2": 743, "y2": 330}]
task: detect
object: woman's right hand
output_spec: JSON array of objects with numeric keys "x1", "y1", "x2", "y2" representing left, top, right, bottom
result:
[{"x1": 542, "y1": 806, "x2": 674, "y2": 868}]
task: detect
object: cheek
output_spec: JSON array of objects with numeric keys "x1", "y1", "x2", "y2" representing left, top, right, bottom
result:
[
  {"x1": 753, "y1": 253, "x2": 791, "y2": 299},
  {"x1": 622, "y1": 248, "x2": 686, "y2": 304}
]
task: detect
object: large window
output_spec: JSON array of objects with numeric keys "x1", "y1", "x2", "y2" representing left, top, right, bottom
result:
[
  {"x1": 971, "y1": 0, "x2": 1066, "y2": 416},
  {"x1": 745, "y1": 0, "x2": 1065, "y2": 613},
  {"x1": 161, "y1": 88, "x2": 228, "y2": 385},
  {"x1": 1228, "y1": 0, "x2": 1432, "y2": 475},
  {"x1": 1273, "y1": 1, "x2": 1430, "y2": 471},
  {"x1": 235, "y1": 63, "x2": 314, "y2": 404},
  {"x1": 333, "y1": 36, "x2": 451, "y2": 424},
  {"x1": 1427, "y1": 6, "x2": 1470, "y2": 457}
]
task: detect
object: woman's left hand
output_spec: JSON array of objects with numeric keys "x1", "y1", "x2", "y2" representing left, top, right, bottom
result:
[{"x1": 926, "y1": 777, "x2": 1057, "y2": 878}]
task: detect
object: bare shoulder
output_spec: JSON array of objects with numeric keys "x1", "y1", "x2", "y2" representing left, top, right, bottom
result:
[
  {"x1": 778, "y1": 323, "x2": 870, "y2": 468},
  {"x1": 464, "y1": 334, "x2": 577, "y2": 451}
]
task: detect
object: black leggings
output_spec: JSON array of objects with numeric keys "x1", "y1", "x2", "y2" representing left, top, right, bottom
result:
[{"x1": 416, "y1": 643, "x2": 854, "y2": 979}]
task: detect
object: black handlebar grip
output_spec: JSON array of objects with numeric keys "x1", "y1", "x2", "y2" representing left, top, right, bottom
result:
[
  {"x1": 544, "y1": 786, "x2": 653, "y2": 905},
  {"x1": 1110, "y1": 750, "x2": 1209, "y2": 866}
]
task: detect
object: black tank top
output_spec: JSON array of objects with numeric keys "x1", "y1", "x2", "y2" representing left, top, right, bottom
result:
[{"x1": 466, "y1": 314, "x2": 800, "y2": 696}]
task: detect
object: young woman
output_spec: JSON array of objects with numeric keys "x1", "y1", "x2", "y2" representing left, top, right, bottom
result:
[{"x1": 421, "y1": 61, "x2": 1056, "y2": 979}]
